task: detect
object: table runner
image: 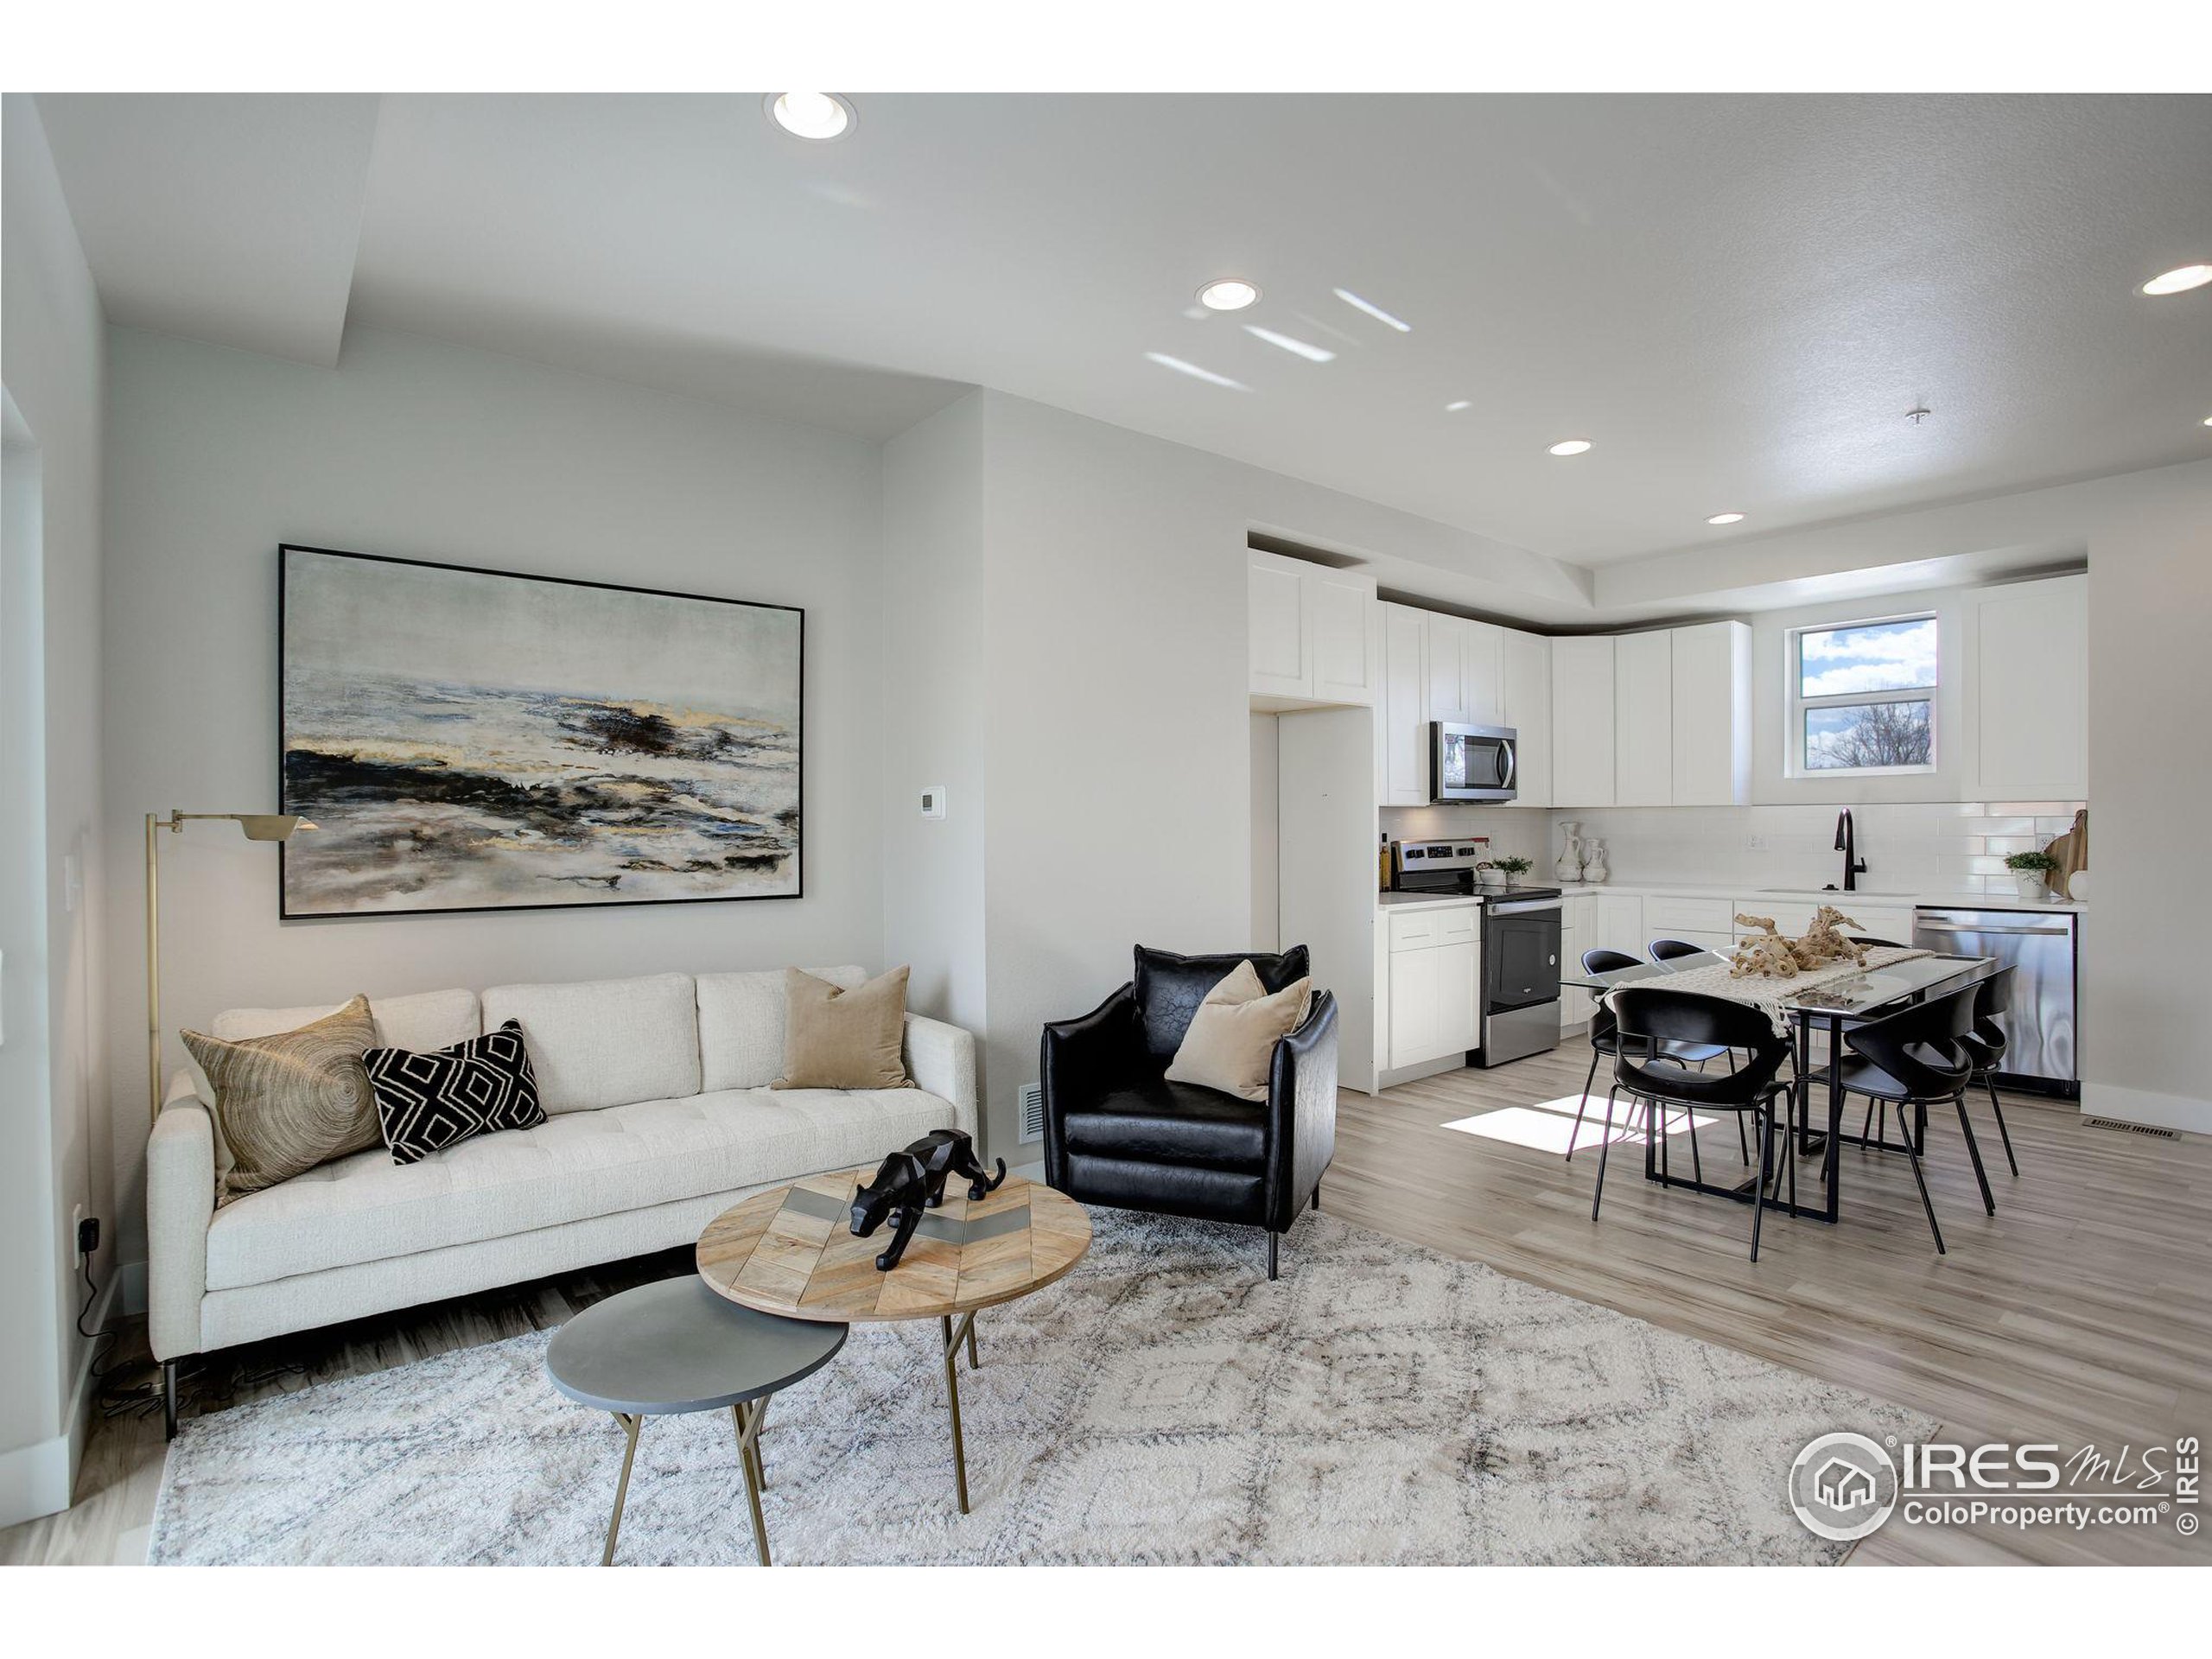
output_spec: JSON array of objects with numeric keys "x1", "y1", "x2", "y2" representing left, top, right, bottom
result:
[{"x1": 1611, "y1": 945, "x2": 1935, "y2": 1035}]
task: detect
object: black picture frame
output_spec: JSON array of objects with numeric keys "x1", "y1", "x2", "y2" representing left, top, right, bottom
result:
[{"x1": 277, "y1": 543, "x2": 804, "y2": 919}]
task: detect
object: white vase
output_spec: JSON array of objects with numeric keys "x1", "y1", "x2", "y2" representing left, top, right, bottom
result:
[
  {"x1": 2065, "y1": 871, "x2": 2088, "y2": 903},
  {"x1": 2012, "y1": 871, "x2": 2048, "y2": 903}
]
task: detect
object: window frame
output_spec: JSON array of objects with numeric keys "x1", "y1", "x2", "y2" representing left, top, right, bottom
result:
[{"x1": 1786, "y1": 611, "x2": 1941, "y2": 779}]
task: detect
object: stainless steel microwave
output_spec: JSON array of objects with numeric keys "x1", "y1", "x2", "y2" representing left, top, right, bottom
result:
[{"x1": 1430, "y1": 722, "x2": 1518, "y2": 802}]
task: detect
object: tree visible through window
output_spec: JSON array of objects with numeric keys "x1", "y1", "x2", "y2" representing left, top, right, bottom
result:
[{"x1": 1793, "y1": 617, "x2": 1937, "y2": 772}]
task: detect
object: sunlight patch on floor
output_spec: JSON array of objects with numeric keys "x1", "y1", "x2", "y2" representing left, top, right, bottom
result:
[{"x1": 1440, "y1": 1095, "x2": 1717, "y2": 1154}]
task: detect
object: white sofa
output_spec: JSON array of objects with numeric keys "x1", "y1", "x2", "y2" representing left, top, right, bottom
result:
[{"x1": 148, "y1": 966, "x2": 977, "y2": 1405}]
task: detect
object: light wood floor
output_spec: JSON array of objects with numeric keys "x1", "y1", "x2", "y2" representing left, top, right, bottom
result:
[
  {"x1": 9, "y1": 1039, "x2": 2207, "y2": 1566},
  {"x1": 1325, "y1": 1037, "x2": 2212, "y2": 1565}
]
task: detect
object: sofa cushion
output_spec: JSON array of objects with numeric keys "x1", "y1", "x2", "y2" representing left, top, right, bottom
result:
[
  {"x1": 696, "y1": 964, "x2": 866, "y2": 1091},
  {"x1": 212, "y1": 988, "x2": 480, "y2": 1052},
  {"x1": 1132, "y1": 944, "x2": 1310, "y2": 1062},
  {"x1": 1059, "y1": 1080, "x2": 1268, "y2": 1173},
  {"x1": 204, "y1": 1084, "x2": 968, "y2": 1291},
  {"x1": 480, "y1": 972, "x2": 698, "y2": 1114}
]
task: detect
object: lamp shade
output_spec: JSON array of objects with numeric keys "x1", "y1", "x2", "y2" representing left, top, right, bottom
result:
[{"x1": 233, "y1": 814, "x2": 315, "y2": 841}]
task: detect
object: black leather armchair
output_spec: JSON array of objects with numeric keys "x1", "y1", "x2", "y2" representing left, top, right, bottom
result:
[{"x1": 1040, "y1": 945, "x2": 1338, "y2": 1279}]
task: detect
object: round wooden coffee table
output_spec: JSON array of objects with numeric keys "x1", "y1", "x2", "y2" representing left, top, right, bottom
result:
[{"x1": 696, "y1": 1168, "x2": 1090, "y2": 1513}]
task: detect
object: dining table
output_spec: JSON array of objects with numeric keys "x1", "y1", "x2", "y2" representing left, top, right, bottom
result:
[{"x1": 1560, "y1": 946, "x2": 2003, "y2": 1225}]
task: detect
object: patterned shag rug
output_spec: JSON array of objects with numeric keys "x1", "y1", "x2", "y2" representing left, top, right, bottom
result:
[{"x1": 149, "y1": 1209, "x2": 1930, "y2": 1565}]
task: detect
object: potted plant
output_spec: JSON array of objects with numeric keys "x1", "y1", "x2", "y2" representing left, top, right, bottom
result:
[
  {"x1": 2004, "y1": 849, "x2": 2059, "y2": 903},
  {"x1": 1493, "y1": 855, "x2": 1534, "y2": 891}
]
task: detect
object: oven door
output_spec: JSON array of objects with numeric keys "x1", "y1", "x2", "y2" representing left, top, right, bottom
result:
[
  {"x1": 1485, "y1": 899, "x2": 1561, "y2": 1013},
  {"x1": 1431, "y1": 723, "x2": 1517, "y2": 803}
]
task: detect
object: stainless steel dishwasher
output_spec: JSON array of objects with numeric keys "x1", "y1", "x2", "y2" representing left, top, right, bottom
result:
[{"x1": 1911, "y1": 906, "x2": 2079, "y2": 1096}]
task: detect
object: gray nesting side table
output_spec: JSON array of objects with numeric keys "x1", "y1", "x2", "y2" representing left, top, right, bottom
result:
[{"x1": 544, "y1": 1274, "x2": 847, "y2": 1565}]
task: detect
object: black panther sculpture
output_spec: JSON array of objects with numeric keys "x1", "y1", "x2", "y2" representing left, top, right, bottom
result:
[{"x1": 849, "y1": 1129, "x2": 1009, "y2": 1271}]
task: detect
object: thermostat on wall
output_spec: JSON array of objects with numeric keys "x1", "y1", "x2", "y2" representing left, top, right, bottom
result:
[{"x1": 920, "y1": 786, "x2": 947, "y2": 819}]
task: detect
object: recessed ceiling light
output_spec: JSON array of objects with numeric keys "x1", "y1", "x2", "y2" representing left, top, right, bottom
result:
[
  {"x1": 1548, "y1": 439, "x2": 1592, "y2": 456},
  {"x1": 2202, "y1": 414, "x2": 2212, "y2": 427},
  {"x1": 767, "y1": 92, "x2": 855, "y2": 141},
  {"x1": 1144, "y1": 352, "x2": 1249, "y2": 391},
  {"x1": 1707, "y1": 512, "x2": 1746, "y2": 525},
  {"x1": 1243, "y1": 325, "x2": 1333, "y2": 362},
  {"x1": 1332, "y1": 288, "x2": 1412, "y2": 332},
  {"x1": 1197, "y1": 279, "x2": 1259, "y2": 311},
  {"x1": 1445, "y1": 400, "x2": 1472, "y2": 412},
  {"x1": 2141, "y1": 264, "x2": 2212, "y2": 296}
]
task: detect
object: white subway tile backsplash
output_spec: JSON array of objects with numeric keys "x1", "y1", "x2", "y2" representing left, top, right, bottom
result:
[{"x1": 1551, "y1": 799, "x2": 2087, "y2": 896}]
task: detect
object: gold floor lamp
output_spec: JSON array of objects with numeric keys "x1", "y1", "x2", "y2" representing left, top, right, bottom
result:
[{"x1": 144, "y1": 811, "x2": 315, "y2": 1123}]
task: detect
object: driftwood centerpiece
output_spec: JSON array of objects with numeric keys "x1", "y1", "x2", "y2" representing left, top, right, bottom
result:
[{"x1": 1728, "y1": 906, "x2": 1872, "y2": 979}]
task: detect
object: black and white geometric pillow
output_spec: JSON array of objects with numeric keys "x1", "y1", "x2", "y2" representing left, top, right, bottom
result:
[{"x1": 365, "y1": 1020, "x2": 546, "y2": 1165}]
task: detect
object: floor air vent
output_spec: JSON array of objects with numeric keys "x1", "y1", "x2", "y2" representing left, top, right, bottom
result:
[
  {"x1": 2083, "y1": 1116, "x2": 2179, "y2": 1140},
  {"x1": 1020, "y1": 1083, "x2": 1046, "y2": 1143}
]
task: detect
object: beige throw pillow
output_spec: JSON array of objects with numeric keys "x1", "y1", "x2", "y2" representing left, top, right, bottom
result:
[
  {"x1": 181, "y1": 995, "x2": 379, "y2": 1205},
  {"x1": 1165, "y1": 961, "x2": 1313, "y2": 1102},
  {"x1": 772, "y1": 966, "x2": 913, "y2": 1090}
]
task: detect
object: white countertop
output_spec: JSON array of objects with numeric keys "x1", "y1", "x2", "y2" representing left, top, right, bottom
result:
[{"x1": 1377, "y1": 880, "x2": 2083, "y2": 915}]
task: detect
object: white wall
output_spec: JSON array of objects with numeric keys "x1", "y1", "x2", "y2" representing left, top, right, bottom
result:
[
  {"x1": 1, "y1": 93, "x2": 111, "y2": 1524},
  {"x1": 899, "y1": 391, "x2": 1567, "y2": 1154},
  {"x1": 2082, "y1": 467, "x2": 2212, "y2": 1130},
  {"x1": 100, "y1": 325, "x2": 888, "y2": 1259},
  {"x1": 881, "y1": 396, "x2": 988, "y2": 1041}
]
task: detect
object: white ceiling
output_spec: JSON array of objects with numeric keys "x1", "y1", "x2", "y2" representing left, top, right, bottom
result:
[{"x1": 33, "y1": 92, "x2": 2212, "y2": 568}]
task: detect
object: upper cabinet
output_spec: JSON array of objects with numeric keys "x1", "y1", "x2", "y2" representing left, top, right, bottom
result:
[
  {"x1": 1426, "y1": 614, "x2": 1504, "y2": 727},
  {"x1": 1669, "y1": 620, "x2": 1752, "y2": 807},
  {"x1": 1550, "y1": 621, "x2": 1751, "y2": 809},
  {"x1": 1376, "y1": 603, "x2": 1548, "y2": 806},
  {"x1": 1613, "y1": 629, "x2": 1675, "y2": 806},
  {"x1": 1550, "y1": 635, "x2": 1618, "y2": 808},
  {"x1": 1377, "y1": 604, "x2": 1428, "y2": 805},
  {"x1": 1249, "y1": 549, "x2": 1378, "y2": 708},
  {"x1": 1974, "y1": 575, "x2": 2087, "y2": 801},
  {"x1": 1499, "y1": 627, "x2": 1552, "y2": 809}
]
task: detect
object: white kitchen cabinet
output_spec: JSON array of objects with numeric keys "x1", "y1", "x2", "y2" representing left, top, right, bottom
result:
[
  {"x1": 1550, "y1": 635, "x2": 1618, "y2": 807},
  {"x1": 1424, "y1": 614, "x2": 1504, "y2": 726},
  {"x1": 1669, "y1": 620, "x2": 1752, "y2": 806},
  {"x1": 1248, "y1": 549, "x2": 1377, "y2": 706},
  {"x1": 1312, "y1": 568, "x2": 1382, "y2": 705},
  {"x1": 1975, "y1": 575, "x2": 2087, "y2": 801},
  {"x1": 1560, "y1": 893, "x2": 1598, "y2": 1030},
  {"x1": 1614, "y1": 629, "x2": 1675, "y2": 806},
  {"x1": 1383, "y1": 902, "x2": 1482, "y2": 1069},
  {"x1": 1377, "y1": 603, "x2": 1428, "y2": 805},
  {"x1": 1500, "y1": 627, "x2": 1551, "y2": 808},
  {"x1": 1596, "y1": 893, "x2": 1645, "y2": 963}
]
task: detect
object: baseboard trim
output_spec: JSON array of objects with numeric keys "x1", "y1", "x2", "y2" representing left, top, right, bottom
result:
[
  {"x1": 1007, "y1": 1158, "x2": 1046, "y2": 1185},
  {"x1": 2081, "y1": 1081, "x2": 2212, "y2": 1136}
]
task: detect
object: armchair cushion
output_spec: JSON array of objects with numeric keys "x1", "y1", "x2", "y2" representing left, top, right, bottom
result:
[
  {"x1": 1059, "y1": 1080, "x2": 1268, "y2": 1173},
  {"x1": 1164, "y1": 962, "x2": 1313, "y2": 1102},
  {"x1": 1131, "y1": 944, "x2": 1309, "y2": 1064}
]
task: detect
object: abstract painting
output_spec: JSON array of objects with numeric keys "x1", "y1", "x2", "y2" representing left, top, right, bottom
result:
[{"x1": 279, "y1": 545, "x2": 802, "y2": 917}]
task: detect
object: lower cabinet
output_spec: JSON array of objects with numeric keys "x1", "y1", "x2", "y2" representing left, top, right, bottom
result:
[
  {"x1": 1560, "y1": 894, "x2": 1597, "y2": 1030},
  {"x1": 1385, "y1": 905, "x2": 1482, "y2": 1069}
]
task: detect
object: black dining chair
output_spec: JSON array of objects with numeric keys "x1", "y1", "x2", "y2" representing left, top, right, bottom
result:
[
  {"x1": 1834, "y1": 985, "x2": 1992, "y2": 1254},
  {"x1": 1568, "y1": 949, "x2": 1750, "y2": 1165},
  {"x1": 1590, "y1": 988, "x2": 1797, "y2": 1261},
  {"x1": 1957, "y1": 967, "x2": 2022, "y2": 1177}
]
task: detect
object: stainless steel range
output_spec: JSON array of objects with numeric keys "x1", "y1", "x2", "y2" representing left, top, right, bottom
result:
[{"x1": 1387, "y1": 839, "x2": 1562, "y2": 1068}]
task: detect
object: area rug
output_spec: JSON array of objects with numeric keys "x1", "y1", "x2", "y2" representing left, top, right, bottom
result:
[{"x1": 148, "y1": 1209, "x2": 1931, "y2": 1564}]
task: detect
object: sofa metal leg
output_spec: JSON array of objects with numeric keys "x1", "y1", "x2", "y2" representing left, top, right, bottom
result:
[
  {"x1": 1267, "y1": 1231, "x2": 1278, "y2": 1281},
  {"x1": 162, "y1": 1360, "x2": 178, "y2": 1440}
]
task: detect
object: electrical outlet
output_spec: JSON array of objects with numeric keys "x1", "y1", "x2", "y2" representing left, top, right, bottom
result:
[
  {"x1": 1746, "y1": 834, "x2": 1770, "y2": 853},
  {"x1": 71, "y1": 1205, "x2": 88, "y2": 1267},
  {"x1": 77, "y1": 1213, "x2": 100, "y2": 1265}
]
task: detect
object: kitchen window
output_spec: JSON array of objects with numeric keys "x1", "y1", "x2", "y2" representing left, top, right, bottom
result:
[{"x1": 1788, "y1": 614, "x2": 1938, "y2": 775}]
